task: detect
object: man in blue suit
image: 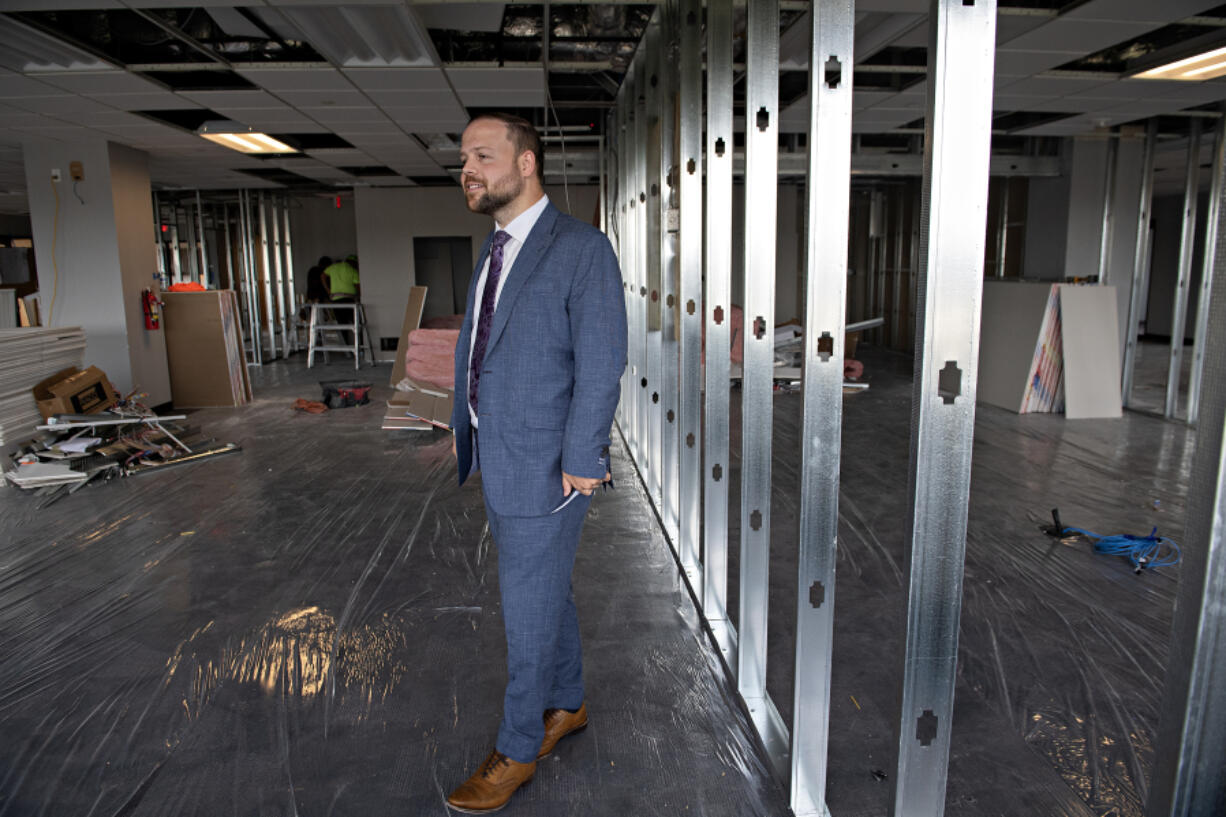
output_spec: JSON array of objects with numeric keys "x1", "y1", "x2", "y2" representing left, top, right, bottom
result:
[{"x1": 446, "y1": 113, "x2": 627, "y2": 813}]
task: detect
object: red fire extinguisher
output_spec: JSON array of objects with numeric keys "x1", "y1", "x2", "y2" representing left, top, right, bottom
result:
[{"x1": 142, "y1": 289, "x2": 162, "y2": 330}]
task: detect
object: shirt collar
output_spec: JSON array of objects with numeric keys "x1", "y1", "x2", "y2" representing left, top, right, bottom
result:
[{"x1": 496, "y1": 193, "x2": 549, "y2": 245}]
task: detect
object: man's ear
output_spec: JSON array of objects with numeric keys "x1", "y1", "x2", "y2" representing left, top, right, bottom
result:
[{"x1": 518, "y1": 150, "x2": 536, "y2": 180}]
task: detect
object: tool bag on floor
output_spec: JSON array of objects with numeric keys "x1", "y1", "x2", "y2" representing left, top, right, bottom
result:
[{"x1": 319, "y1": 380, "x2": 372, "y2": 408}]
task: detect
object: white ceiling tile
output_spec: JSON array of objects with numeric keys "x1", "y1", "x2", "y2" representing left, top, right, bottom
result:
[
  {"x1": 1060, "y1": 0, "x2": 1208, "y2": 25},
  {"x1": 1005, "y1": 20, "x2": 1155, "y2": 56},
  {"x1": 363, "y1": 88, "x2": 460, "y2": 108},
  {"x1": 235, "y1": 67, "x2": 353, "y2": 92},
  {"x1": 300, "y1": 106, "x2": 391, "y2": 125},
  {"x1": 32, "y1": 71, "x2": 166, "y2": 95},
  {"x1": 53, "y1": 109, "x2": 148, "y2": 128},
  {"x1": 999, "y1": 75, "x2": 1115, "y2": 97},
  {"x1": 179, "y1": 90, "x2": 283, "y2": 109},
  {"x1": 92, "y1": 91, "x2": 197, "y2": 110},
  {"x1": 414, "y1": 3, "x2": 504, "y2": 32},
  {"x1": 0, "y1": 74, "x2": 64, "y2": 98},
  {"x1": 10, "y1": 95, "x2": 112, "y2": 115},
  {"x1": 275, "y1": 89, "x2": 370, "y2": 108},
  {"x1": 994, "y1": 49, "x2": 1074, "y2": 78},
  {"x1": 343, "y1": 67, "x2": 450, "y2": 92},
  {"x1": 307, "y1": 148, "x2": 376, "y2": 165}
]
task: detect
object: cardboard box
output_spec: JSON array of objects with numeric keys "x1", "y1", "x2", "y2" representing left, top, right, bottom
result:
[{"x1": 32, "y1": 365, "x2": 119, "y2": 419}]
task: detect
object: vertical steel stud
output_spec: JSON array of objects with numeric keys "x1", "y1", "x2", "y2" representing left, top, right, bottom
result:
[
  {"x1": 658, "y1": 11, "x2": 680, "y2": 543},
  {"x1": 792, "y1": 1, "x2": 854, "y2": 813},
  {"x1": 1147, "y1": 105, "x2": 1226, "y2": 817},
  {"x1": 703, "y1": 0, "x2": 736, "y2": 663},
  {"x1": 678, "y1": 0, "x2": 703, "y2": 582},
  {"x1": 1168, "y1": 120, "x2": 1202, "y2": 419},
  {"x1": 1189, "y1": 111, "x2": 1226, "y2": 425},
  {"x1": 892, "y1": 1, "x2": 997, "y2": 815},
  {"x1": 1122, "y1": 119, "x2": 1157, "y2": 406},
  {"x1": 738, "y1": 0, "x2": 788, "y2": 778}
]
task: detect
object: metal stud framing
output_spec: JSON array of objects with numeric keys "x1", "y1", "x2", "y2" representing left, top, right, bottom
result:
[
  {"x1": 677, "y1": 0, "x2": 703, "y2": 580},
  {"x1": 703, "y1": 0, "x2": 735, "y2": 660},
  {"x1": 792, "y1": 1, "x2": 854, "y2": 813},
  {"x1": 1189, "y1": 111, "x2": 1226, "y2": 426},
  {"x1": 1122, "y1": 119, "x2": 1157, "y2": 405},
  {"x1": 738, "y1": 0, "x2": 788, "y2": 776},
  {"x1": 644, "y1": 16, "x2": 664, "y2": 511},
  {"x1": 657, "y1": 13, "x2": 680, "y2": 544},
  {"x1": 1167, "y1": 119, "x2": 1201, "y2": 419},
  {"x1": 1146, "y1": 99, "x2": 1226, "y2": 814},
  {"x1": 892, "y1": 1, "x2": 996, "y2": 815}
]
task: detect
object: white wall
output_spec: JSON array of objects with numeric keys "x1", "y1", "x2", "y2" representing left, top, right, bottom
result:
[
  {"x1": 354, "y1": 184, "x2": 599, "y2": 358},
  {"x1": 1063, "y1": 136, "x2": 1111, "y2": 279},
  {"x1": 23, "y1": 139, "x2": 155, "y2": 398},
  {"x1": 1023, "y1": 176, "x2": 1072, "y2": 280}
]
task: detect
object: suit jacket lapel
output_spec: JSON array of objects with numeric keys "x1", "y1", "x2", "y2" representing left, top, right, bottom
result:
[{"x1": 485, "y1": 204, "x2": 559, "y2": 354}]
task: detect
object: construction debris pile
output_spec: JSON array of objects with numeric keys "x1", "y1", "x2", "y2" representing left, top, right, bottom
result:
[
  {"x1": 4, "y1": 409, "x2": 241, "y2": 506},
  {"x1": 3, "y1": 356, "x2": 241, "y2": 506}
]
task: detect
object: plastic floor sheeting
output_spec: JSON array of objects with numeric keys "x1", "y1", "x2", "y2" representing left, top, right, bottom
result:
[
  {"x1": 0, "y1": 359, "x2": 788, "y2": 817},
  {"x1": 724, "y1": 347, "x2": 1190, "y2": 817}
]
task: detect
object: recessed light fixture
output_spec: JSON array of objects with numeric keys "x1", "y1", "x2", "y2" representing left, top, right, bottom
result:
[
  {"x1": 197, "y1": 121, "x2": 298, "y2": 154},
  {"x1": 1135, "y1": 45, "x2": 1226, "y2": 81}
]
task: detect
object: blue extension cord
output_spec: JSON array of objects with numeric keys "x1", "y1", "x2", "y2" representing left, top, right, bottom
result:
[{"x1": 1062, "y1": 525, "x2": 1182, "y2": 573}]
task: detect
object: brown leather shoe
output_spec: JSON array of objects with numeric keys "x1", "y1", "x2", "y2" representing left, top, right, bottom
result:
[
  {"x1": 446, "y1": 750, "x2": 535, "y2": 814},
  {"x1": 537, "y1": 702, "x2": 588, "y2": 759}
]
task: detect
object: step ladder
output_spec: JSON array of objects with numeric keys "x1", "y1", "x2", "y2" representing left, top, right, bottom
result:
[{"x1": 307, "y1": 302, "x2": 376, "y2": 369}]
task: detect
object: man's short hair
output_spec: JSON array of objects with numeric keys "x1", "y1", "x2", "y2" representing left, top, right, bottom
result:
[{"x1": 472, "y1": 112, "x2": 545, "y2": 185}]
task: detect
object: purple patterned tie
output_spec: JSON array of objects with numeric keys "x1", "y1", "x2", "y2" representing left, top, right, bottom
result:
[{"x1": 468, "y1": 230, "x2": 512, "y2": 416}]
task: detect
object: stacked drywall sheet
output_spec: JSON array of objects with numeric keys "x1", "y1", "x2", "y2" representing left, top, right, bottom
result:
[
  {"x1": 0, "y1": 327, "x2": 87, "y2": 452},
  {"x1": 162, "y1": 291, "x2": 252, "y2": 408},
  {"x1": 979, "y1": 281, "x2": 1121, "y2": 419}
]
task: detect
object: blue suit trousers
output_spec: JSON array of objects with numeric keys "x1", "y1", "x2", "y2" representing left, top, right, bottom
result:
[{"x1": 485, "y1": 488, "x2": 591, "y2": 764}]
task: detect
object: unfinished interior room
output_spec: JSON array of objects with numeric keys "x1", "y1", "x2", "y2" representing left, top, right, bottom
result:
[{"x1": 2, "y1": 1, "x2": 1225, "y2": 815}]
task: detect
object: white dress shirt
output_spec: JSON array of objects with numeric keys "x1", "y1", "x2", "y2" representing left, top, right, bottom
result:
[{"x1": 468, "y1": 193, "x2": 550, "y2": 427}]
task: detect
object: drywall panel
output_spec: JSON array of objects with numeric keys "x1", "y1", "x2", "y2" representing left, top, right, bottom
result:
[
  {"x1": 1059, "y1": 284, "x2": 1122, "y2": 419},
  {"x1": 978, "y1": 281, "x2": 1054, "y2": 412}
]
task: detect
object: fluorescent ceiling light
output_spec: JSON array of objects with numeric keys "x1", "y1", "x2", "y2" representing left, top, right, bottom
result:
[
  {"x1": 1135, "y1": 45, "x2": 1226, "y2": 81},
  {"x1": 197, "y1": 121, "x2": 298, "y2": 154}
]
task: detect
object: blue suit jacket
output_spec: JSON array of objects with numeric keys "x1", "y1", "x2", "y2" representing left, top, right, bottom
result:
[{"x1": 452, "y1": 203, "x2": 628, "y2": 517}]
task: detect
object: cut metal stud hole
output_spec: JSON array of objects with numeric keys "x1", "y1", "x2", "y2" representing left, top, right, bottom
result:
[
  {"x1": 753, "y1": 316, "x2": 767, "y2": 340},
  {"x1": 715, "y1": 137, "x2": 726, "y2": 157},
  {"x1": 938, "y1": 360, "x2": 962, "y2": 405},
  {"x1": 750, "y1": 509, "x2": 762, "y2": 531},
  {"x1": 687, "y1": 158, "x2": 696, "y2": 174},
  {"x1": 916, "y1": 709, "x2": 939, "y2": 747},
  {"x1": 687, "y1": 10, "x2": 697, "y2": 24},
  {"x1": 652, "y1": 392, "x2": 659, "y2": 404},
  {"x1": 809, "y1": 580, "x2": 825, "y2": 609},
  {"x1": 666, "y1": 409, "x2": 674, "y2": 422},
  {"x1": 651, "y1": 183, "x2": 659, "y2": 197},
  {"x1": 666, "y1": 294, "x2": 675, "y2": 308},
  {"x1": 824, "y1": 55, "x2": 843, "y2": 89},
  {"x1": 640, "y1": 286, "x2": 647, "y2": 297},
  {"x1": 640, "y1": 192, "x2": 646, "y2": 203},
  {"x1": 651, "y1": 290, "x2": 659, "y2": 302},
  {"x1": 817, "y1": 331, "x2": 834, "y2": 362},
  {"x1": 686, "y1": 432, "x2": 695, "y2": 448},
  {"x1": 641, "y1": 377, "x2": 648, "y2": 388},
  {"x1": 756, "y1": 107, "x2": 770, "y2": 131},
  {"x1": 714, "y1": 305, "x2": 724, "y2": 325},
  {"x1": 712, "y1": 464, "x2": 722, "y2": 482},
  {"x1": 686, "y1": 299, "x2": 696, "y2": 315}
]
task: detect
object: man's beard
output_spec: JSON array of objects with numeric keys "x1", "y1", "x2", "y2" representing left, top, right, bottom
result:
[{"x1": 470, "y1": 173, "x2": 523, "y2": 216}]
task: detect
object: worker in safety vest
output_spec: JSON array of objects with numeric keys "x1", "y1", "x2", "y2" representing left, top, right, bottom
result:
[{"x1": 323, "y1": 255, "x2": 360, "y2": 303}]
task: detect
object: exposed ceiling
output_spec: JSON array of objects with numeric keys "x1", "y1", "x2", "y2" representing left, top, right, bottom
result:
[{"x1": 0, "y1": 1, "x2": 1223, "y2": 214}]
